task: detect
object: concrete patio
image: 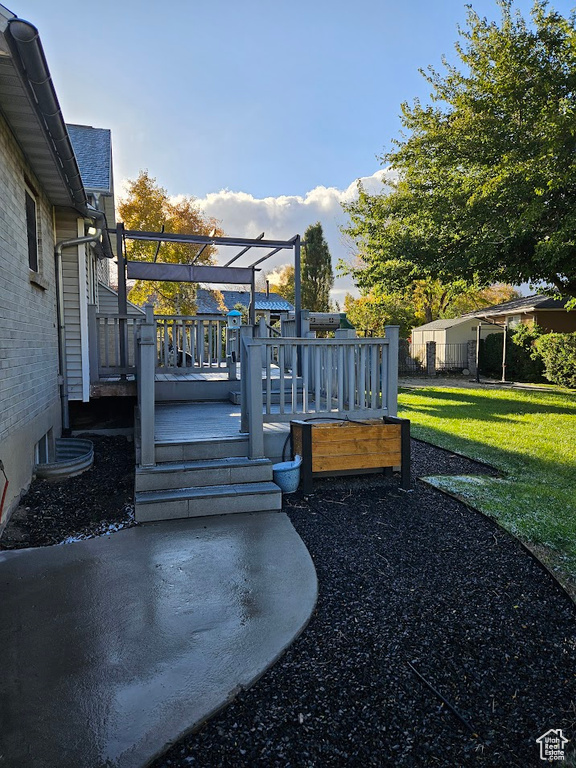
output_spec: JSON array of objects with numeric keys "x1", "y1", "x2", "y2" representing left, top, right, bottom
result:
[{"x1": 0, "y1": 512, "x2": 317, "y2": 768}]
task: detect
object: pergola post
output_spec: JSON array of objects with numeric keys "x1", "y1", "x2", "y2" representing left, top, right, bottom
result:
[
  {"x1": 116, "y1": 222, "x2": 128, "y2": 376},
  {"x1": 294, "y1": 234, "x2": 302, "y2": 339}
]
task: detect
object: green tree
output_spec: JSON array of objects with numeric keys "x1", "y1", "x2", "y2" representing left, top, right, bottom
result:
[
  {"x1": 342, "y1": 1, "x2": 576, "y2": 301},
  {"x1": 344, "y1": 291, "x2": 419, "y2": 338},
  {"x1": 301, "y1": 223, "x2": 334, "y2": 311},
  {"x1": 118, "y1": 170, "x2": 223, "y2": 314}
]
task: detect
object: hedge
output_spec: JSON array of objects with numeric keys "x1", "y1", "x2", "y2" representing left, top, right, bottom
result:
[
  {"x1": 535, "y1": 332, "x2": 576, "y2": 389},
  {"x1": 481, "y1": 330, "x2": 545, "y2": 382}
]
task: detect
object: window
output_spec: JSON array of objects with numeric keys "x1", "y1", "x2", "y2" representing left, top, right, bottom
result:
[{"x1": 25, "y1": 185, "x2": 38, "y2": 272}]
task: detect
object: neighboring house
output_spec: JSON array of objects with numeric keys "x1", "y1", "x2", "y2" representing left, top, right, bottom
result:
[
  {"x1": 195, "y1": 289, "x2": 294, "y2": 323},
  {"x1": 468, "y1": 293, "x2": 576, "y2": 333},
  {"x1": 0, "y1": 6, "x2": 114, "y2": 521}
]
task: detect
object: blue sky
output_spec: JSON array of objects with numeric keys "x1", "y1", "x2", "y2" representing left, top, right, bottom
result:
[{"x1": 11, "y1": 0, "x2": 576, "y2": 297}]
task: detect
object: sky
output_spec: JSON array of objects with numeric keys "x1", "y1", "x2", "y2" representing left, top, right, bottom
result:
[{"x1": 11, "y1": 0, "x2": 576, "y2": 301}]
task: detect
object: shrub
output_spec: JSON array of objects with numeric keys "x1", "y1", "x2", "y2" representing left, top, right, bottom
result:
[
  {"x1": 535, "y1": 332, "x2": 576, "y2": 388},
  {"x1": 480, "y1": 326, "x2": 545, "y2": 382}
]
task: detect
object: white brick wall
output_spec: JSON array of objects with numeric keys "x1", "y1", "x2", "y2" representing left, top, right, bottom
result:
[{"x1": 0, "y1": 114, "x2": 62, "y2": 518}]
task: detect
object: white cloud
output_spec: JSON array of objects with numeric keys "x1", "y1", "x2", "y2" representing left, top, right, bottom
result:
[{"x1": 186, "y1": 168, "x2": 396, "y2": 302}]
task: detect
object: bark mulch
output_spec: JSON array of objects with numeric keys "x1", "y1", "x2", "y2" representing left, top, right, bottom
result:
[
  {"x1": 153, "y1": 440, "x2": 576, "y2": 768},
  {"x1": 0, "y1": 436, "x2": 135, "y2": 549},
  {"x1": 1, "y1": 437, "x2": 574, "y2": 766}
]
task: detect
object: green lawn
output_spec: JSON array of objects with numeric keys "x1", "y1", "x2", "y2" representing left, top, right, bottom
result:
[{"x1": 398, "y1": 386, "x2": 576, "y2": 584}]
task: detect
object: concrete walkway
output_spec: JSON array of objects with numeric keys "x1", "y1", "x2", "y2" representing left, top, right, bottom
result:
[{"x1": 0, "y1": 512, "x2": 317, "y2": 768}]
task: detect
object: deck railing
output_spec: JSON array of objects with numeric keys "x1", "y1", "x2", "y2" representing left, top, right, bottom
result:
[
  {"x1": 88, "y1": 307, "x2": 143, "y2": 380},
  {"x1": 240, "y1": 328, "x2": 399, "y2": 458},
  {"x1": 155, "y1": 315, "x2": 229, "y2": 372}
]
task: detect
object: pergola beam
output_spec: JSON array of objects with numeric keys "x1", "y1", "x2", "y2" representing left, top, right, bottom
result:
[
  {"x1": 118, "y1": 229, "x2": 294, "y2": 250},
  {"x1": 126, "y1": 261, "x2": 254, "y2": 285},
  {"x1": 224, "y1": 232, "x2": 265, "y2": 267}
]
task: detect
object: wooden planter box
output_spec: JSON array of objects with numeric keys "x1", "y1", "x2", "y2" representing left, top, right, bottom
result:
[{"x1": 290, "y1": 416, "x2": 410, "y2": 494}]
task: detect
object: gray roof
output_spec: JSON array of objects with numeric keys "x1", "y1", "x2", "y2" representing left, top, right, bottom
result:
[
  {"x1": 466, "y1": 293, "x2": 568, "y2": 317},
  {"x1": 67, "y1": 124, "x2": 112, "y2": 192},
  {"x1": 413, "y1": 317, "x2": 477, "y2": 332},
  {"x1": 0, "y1": 12, "x2": 86, "y2": 207},
  {"x1": 196, "y1": 289, "x2": 294, "y2": 314}
]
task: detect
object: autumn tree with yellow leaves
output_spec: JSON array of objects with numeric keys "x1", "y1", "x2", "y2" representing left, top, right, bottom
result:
[{"x1": 118, "y1": 170, "x2": 224, "y2": 314}]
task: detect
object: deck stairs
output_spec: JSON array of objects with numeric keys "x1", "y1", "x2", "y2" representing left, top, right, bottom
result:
[{"x1": 134, "y1": 399, "x2": 283, "y2": 523}]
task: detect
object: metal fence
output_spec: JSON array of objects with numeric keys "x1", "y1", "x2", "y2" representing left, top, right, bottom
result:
[{"x1": 399, "y1": 341, "x2": 469, "y2": 375}]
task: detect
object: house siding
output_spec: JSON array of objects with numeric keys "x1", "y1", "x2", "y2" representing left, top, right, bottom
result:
[
  {"x1": 533, "y1": 311, "x2": 576, "y2": 334},
  {"x1": 57, "y1": 210, "x2": 100, "y2": 402},
  {"x1": 97, "y1": 282, "x2": 145, "y2": 316},
  {"x1": 0, "y1": 113, "x2": 61, "y2": 520}
]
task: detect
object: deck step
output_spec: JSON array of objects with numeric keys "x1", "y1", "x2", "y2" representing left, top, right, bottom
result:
[
  {"x1": 135, "y1": 457, "x2": 272, "y2": 492},
  {"x1": 135, "y1": 481, "x2": 282, "y2": 522},
  {"x1": 154, "y1": 435, "x2": 249, "y2": 462}
]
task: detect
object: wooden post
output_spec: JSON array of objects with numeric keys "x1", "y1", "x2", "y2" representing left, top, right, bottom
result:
[
  {"x1": 247, "y1": 342, "x2": 264, "y2": 458},
  {"x1": 116, "y1": 223, "x2": 128, "y2": 377},
  {"x1": 139, "y1": 305, "x2": 156, "y2": 467},
  {"x1": 385, "y1": 325, "x2": 399, "y2": 417}
]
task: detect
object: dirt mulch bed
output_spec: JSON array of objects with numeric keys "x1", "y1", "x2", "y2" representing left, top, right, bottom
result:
[
  {"x1": 153, "y1": 441, "x2": 576, "y2": 768},
  {"x1": 0, "y1": 436, "x2": 135, "y2": 549}
]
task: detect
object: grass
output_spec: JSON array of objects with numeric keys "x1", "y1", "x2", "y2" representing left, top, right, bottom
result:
[{"x1": 397, "y1": 385, "x2": 576, "y2": 590}]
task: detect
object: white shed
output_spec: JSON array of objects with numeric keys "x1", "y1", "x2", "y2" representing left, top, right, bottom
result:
[{"x1": 411, "y1": 317, "x2": 502, "y2": 370}]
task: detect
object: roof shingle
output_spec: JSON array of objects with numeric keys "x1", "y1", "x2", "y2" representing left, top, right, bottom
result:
[{"x1": 67, "y1": 124, "x2": 112, "y2": 192}]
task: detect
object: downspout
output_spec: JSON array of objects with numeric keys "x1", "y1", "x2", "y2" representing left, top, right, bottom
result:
[{"x1": 55, "y1": 224, "x2": 104, "y2": 432}]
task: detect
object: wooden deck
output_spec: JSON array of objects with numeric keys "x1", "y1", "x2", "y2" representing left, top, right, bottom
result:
[{"x1": 155, "y1": 401, "x2": 287, "y2": 444}]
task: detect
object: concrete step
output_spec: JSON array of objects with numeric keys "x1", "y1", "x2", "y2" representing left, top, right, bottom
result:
[
  {"x1": 135, "y1": 481, "x2": 282, "y2": 522},
  {"x1": 135, "y1": 457, "x2": 273, "y2": 492},
  {"x1": 154, "y1": 434, "x2": 249, "y2": 462}
]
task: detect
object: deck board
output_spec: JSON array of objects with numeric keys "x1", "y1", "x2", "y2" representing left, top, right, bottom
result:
[{"x1": 155, "y1": 401, "x2": 288, "y2": 443}]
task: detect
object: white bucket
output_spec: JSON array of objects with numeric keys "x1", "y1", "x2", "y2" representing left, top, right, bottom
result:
[{"x1": 273, "y1": 455, "x2": 302, "y2": 494}]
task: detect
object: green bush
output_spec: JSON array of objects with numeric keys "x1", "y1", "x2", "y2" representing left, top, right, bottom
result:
[
  {"x1": 480, "y1": 327, "x2": 545, "y2": 382},
  {"x1": 536, "y1": 332, "x2": 576, "y2": 388}
]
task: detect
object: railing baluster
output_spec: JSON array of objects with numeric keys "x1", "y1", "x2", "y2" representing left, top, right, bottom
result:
[
  {"x1": 291, "y1": 345, "x2": 298, "y2": 413},
  {"x1": 381, "y1": 340, "x2": 388, "y2": 410},
  {"x1": 302, "y1": 344, "x2": 309, "y2": 412},
  {"x1": 279, "y1": 345, "x2": 285, "y2": 414},
  {"x1": 114, "y1": 317, "x2": 121, "y2": 367},
  {"x1": 315, "y1": 345, "x2": 321, "y2": 412},
  {"x1": 370, "y1": 344, "x2": 378, "y2": 409},
  {"x1": 265, "y1": 344, "x2": 272, "y2": 414},
  {"x1": 208, "y1": 321, "x2": 214, "y2": 366},
  {"x1": 326, "y1": 345, "x2": 333, "y2": 412},
  {"x1": 337, "y1": 345, "x2": 344, "y2": 411},
  {"x1": 217, "y1": 321, "x2": 223, "y2": 367}
]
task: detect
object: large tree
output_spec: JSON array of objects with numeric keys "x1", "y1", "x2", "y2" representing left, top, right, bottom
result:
[
  {"x1": 342, "y1": 1, "x2": 576, "y2": 301},
  {"x1": 118, "y1": 170, "x2": 223, "y2": 314},
  {"x1": 301, "y1": 222, "x2": 334, "y2": 311}
]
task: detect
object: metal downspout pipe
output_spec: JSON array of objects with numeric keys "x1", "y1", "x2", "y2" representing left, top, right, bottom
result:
[{"x1": 55, "y1": 227, "x2": 103, "y2": 432}]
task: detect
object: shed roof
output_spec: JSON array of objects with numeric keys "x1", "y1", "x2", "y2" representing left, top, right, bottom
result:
[
  {"x1": 412, "y1": 316, "x2": 477, "y2": 332},
  {"x1": 196, "y1": 289, "x2": 294, "y2": 314}
]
